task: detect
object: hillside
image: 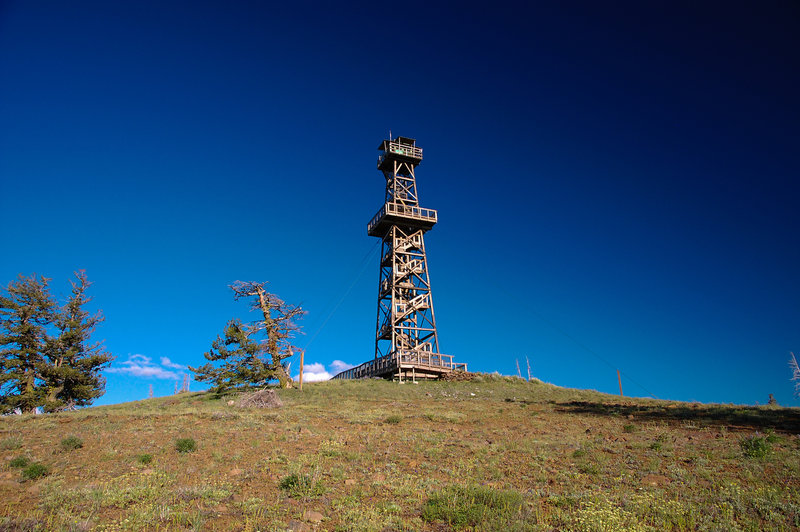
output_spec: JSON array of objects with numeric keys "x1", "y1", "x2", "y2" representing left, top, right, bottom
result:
[{"x1": 1, "y1": 376, "x2": 799, "y2": 531}]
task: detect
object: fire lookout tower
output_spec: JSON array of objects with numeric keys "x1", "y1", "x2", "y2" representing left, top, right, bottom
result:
[{"x1": 333, "y1": 136, "x2": 466, "y2": 380}]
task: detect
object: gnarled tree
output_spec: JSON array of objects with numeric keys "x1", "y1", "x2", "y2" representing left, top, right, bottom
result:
[{"x1": 191, "y1": 281, "x2": 304, "y2": 391}]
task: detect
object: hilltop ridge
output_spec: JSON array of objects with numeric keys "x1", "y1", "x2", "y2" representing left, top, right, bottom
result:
[{"x1": 1, "y1": 376, "x2": 798, "y2": 530}]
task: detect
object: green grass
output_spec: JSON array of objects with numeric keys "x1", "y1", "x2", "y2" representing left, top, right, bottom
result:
[
  {"x1": 422, "y1": 485, "x2": 526, "y2": 529},
  {"x1": 9, "y1": 456, "x2": 29, "y2": 468},
  {"x1": 384, "y1": 414, "x2": 403, "y2": 424},
  {"x1": 740, "y1": 433, "x2": 771, "y2": 459},
  {"x1": 21, "y1": 462, "x2": 49, "y2": 480},
  {"x1": 136, "y1": 453, "x2": 153, "y2": 465},
  {"x1": 175, "y1": 438, "x2": 197, "y2": 453},
  {"x1": 1, "y1": 377, "x2": 799, "y2": 530},
  {"x1": 278, "y1": 473, "x2": 325, "y2": 499},
  {"x1": 60, "y1": 436, "x2": 83, "y2": 451}
]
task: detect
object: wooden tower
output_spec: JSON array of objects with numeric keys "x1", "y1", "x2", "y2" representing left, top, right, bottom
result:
[{"x1": 333, "y1": 136, "x2": 465, "y2": 380}]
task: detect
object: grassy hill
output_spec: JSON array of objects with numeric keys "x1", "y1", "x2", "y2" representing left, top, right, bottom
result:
[{"x1": 1, "y1": 376, "x2": 799, "y2": 531}]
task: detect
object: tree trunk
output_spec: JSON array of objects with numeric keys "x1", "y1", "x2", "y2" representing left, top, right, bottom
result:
[
  {"x1": 24, "y1": 369, "x2": 36, "y2": 412},
  {"x1": 275, "y1": 369, "x2": 293, "y2": 389},
  {"x1": 46, "y1": 385, "x2": 64, "y2": 405},
  {"x1": 255, "y1": 286, "x2": 293, "y2": 388}
]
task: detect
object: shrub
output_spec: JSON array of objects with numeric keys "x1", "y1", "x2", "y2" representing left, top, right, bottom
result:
[
  {"x1": 21, "y1": 462, "x2": 49, "y2": 480},
  {"x1": 9, "y1": 456, "x2": 29, "y2": 468},
  {"x1": 384, "y1": 415, "x2": 402, "y2": 424},
  {"x1": 741, "y1": 434, "x2": 771, "y2": 459},
  {"x1": 279, "y1": 473, "x2": 324, "y2": 498},
  {"x1": 136, "y1": 453, "x2": 153, "y2": 465},
  {"x1": 60, "y1": 436, "x2": 83, "y2": 451},
  {"x1": 175, "y1": 438, "x2": 197, "y2": 453},
  {"x1": 422, "y1": 485, "x2": 524, "y2": 528}
]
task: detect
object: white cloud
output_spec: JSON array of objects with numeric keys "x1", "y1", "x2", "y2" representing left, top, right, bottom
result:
[
  {"x1": 107, "y1": 354, "x2": 181, "y2": 380},
  {"x1": 329, "y1": 360, "x2": 355, "y2": 374},
  {"x1": 160, "y1": 356, "x2": 186, "y2": 370},
  {"x1": 294, "y1": 362, "x2": 332, "y2": 382},
  {"x1": 293, "y1": 360, "x2": 357, "y2": 383}
]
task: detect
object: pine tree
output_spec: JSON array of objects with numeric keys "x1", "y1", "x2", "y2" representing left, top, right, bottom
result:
[
  {"x1": 0, "y1": 275, "x2": 57, "y2": 414},
  {"x1": 42, "y1": 271, "x2": 114, "y2": 412},
  {"x1": 190, "y1": 319, "x2": 275, "y2": 392},
  {"x1": 190, "y1": 281, "x2": 304, "y2": 391},
  {"x1": 1, "y1": 272, "x2": 114, "y2": 414}
]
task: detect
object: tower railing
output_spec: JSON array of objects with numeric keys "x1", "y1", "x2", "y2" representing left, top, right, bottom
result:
[
  {"x1": 331, "y1": 353, "x2": 397, "y2": 380},
  {"x1": 396, "y1": 350, "x2": 455, "y2": 368},
  {"x1": 331, "y1": 350, "x2": 466, "y2": 380},
  {"x1": 377, "y1": 142, "x2": 423, "y2": 166},
  {"x1": 367, "y1": 203, "x2": 438, "y2": 234}
]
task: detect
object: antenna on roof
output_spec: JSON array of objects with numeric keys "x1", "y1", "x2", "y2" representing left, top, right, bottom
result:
[{"x1": 389, "y1": 130, "x2": 392, "y2": 141}]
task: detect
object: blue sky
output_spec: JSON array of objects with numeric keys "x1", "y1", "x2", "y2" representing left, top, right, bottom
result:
[{"x1": 1, "y1": 1, "x2": 797, "y2": 407}]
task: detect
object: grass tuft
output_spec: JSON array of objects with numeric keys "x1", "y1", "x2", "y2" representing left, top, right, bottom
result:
[
  {"x1": 21, "y1": 462, "x2": 49, "y2": 480},
  {"x1": 740, "y1": 433, "x2": 771, "y2": 459},
  {"x1": 384, "y1": 414, "x2": 403, "y2": 424},
  {"x1": 136, "y1": 453, "x2": 153, "y2": 465},
  {"x1": 60, "y1": 436, "x2": 84, "y2": 451},
  {"x1": 0, "y1": 436, "x2": 23, "y2": 450},
  {"x1": 765, "y1": 430, "x2": 783, "y2": 444},
  {"x1": 278, "y1": 473, "x2": 324, "y2": 499},
  {"x1": 9, "y1": 456, "x2": 30, "y2": 468},
  {"x1": 422, "y1": 484, "x2": 525, "y2": 528},
  {"x1": 175, "y1": 438, "x2": 197, "y2": 453}
]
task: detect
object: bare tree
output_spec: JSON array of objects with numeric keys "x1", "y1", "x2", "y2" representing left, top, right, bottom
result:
[
  {"x1": 790, "y1": 352, "x2": 800, "y2": 397},
  {"x1": 230, "y1": 281, "x2": 304, "y2": 388}
]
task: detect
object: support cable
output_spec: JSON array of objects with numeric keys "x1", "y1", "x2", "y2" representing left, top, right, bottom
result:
[{"x1": 301, "y1": 240, "x2": 381, "y2": 352}]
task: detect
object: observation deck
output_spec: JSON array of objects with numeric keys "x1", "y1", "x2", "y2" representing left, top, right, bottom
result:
[
  {"x1": 377, "y1": 137, "x2": 422, "y2": 171},
  {"x1": 332, "y1": 350, "x2": 467, "y2": 381},
  {"x1": 367, "y1": 202, "x2": 438, "y2": 237}
]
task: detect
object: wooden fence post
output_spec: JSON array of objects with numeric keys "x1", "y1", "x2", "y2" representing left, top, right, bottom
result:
[{"x1": 299, "y1": 350, "x2": 305, "y2": 391}]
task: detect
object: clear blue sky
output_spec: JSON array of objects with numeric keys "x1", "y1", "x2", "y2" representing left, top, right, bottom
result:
[{"x1": 1, "y1": 1, "x2": 797, "y2": 407}]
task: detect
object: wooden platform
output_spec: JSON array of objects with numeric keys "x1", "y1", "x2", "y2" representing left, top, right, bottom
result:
[
  {"x1": 332, "y1": 351, "x2": 467, "y2": 381},
  {"x1": 367, "y1": 202, "x2": 437, "y2": 237}
]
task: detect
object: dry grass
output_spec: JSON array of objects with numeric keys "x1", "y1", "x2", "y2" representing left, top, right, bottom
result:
[{"x1": 0, "y1": 376, "x2": 799, "y2": 530}]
